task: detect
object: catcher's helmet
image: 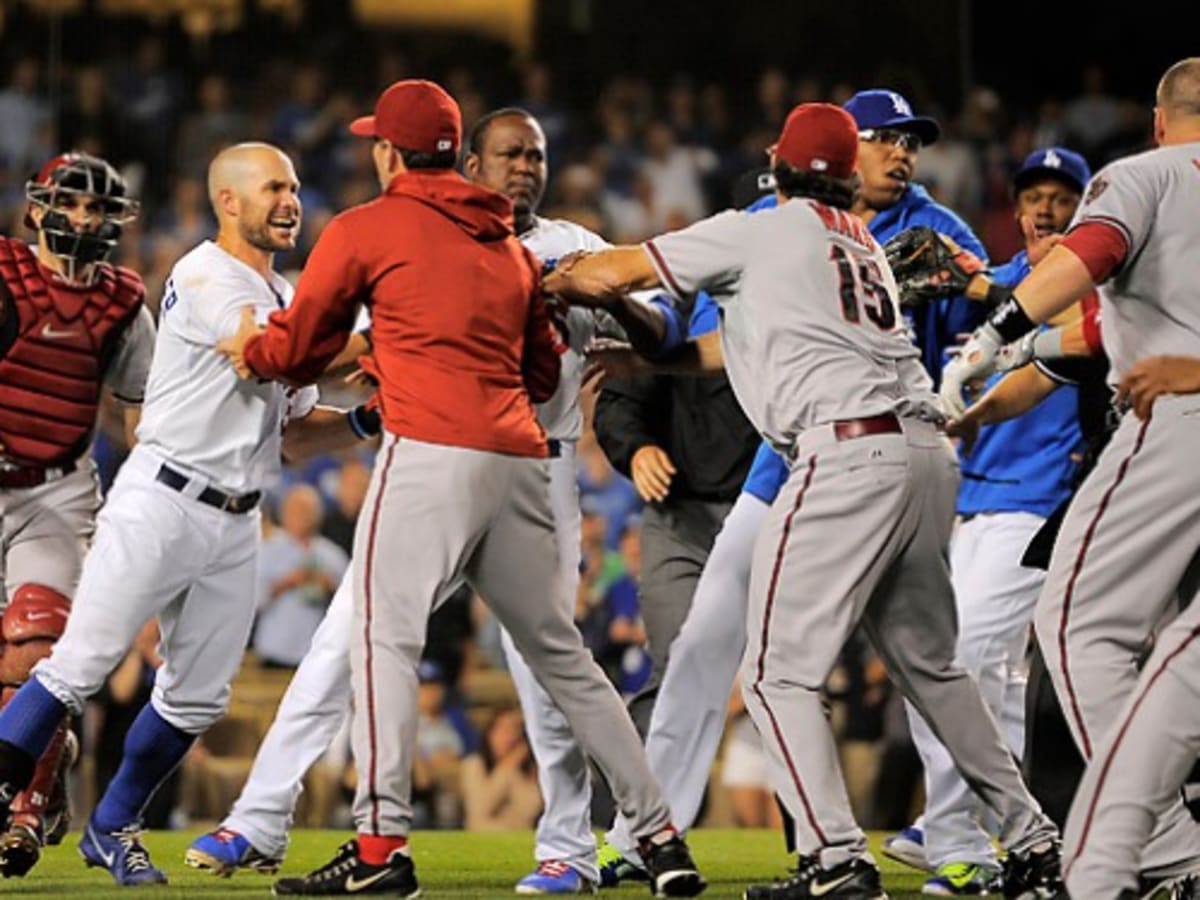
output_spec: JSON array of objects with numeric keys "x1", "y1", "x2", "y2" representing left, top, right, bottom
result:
[{"x1": 25, "y1": 152, "x2": 139, "y2": 267}]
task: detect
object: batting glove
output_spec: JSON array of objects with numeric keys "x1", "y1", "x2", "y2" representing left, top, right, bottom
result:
[{"x1": 940, "y1": 322, "x2": 1004, "y2": 419}]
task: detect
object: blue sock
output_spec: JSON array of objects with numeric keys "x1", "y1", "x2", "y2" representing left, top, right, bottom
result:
[
  {"x1": 92, "y1": 704, "x2": 195, "y2": 831},
  {"x1": 0, "y1": 677, "x2": 67, "y2": 759}
]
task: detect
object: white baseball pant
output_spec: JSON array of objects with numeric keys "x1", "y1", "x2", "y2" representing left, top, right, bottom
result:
[
  {"x1": 907, "y1": 511, "x2": 1047, "y2": 870},
  {"x1": 607, "y1": 490, "x2": 768, "y2": 861},
  {"x1": 34, "y1": 445, "x2": 259, "y2": 734}
]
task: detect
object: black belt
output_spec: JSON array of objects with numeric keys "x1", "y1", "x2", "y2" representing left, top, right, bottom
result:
[
  {"x1": 547, "y1": 439, "x2": 562, "y2": 459},
  {"x1": 0, "y1": 460, "x2": 77, "y2": 489},
  {"x1": 156, "y1": 464, "x2": 261, "y2": 515}
]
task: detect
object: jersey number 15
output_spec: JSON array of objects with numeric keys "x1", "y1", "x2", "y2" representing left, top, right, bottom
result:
[{"x1": 830, "y1": 245, "x2": 896, "y2": 330}]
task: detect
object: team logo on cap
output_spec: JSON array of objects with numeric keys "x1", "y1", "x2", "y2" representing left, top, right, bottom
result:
[
  {"x1": 437, "y1": 138, "x2": 453, "y2": 151},
  {"x1": 811, "y1": 158, "x2": 829, "y2": 172},
  {"x1": 888, "y1": 92, "x2": 912, "y2": 116},
  {"x1": 1044, "y1": 149, "x2": 1062, "y2": 169}
]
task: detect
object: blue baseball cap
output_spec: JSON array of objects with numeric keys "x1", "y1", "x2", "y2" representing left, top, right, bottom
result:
[
  {"x1": 1013, "y1": 147, "x2": 1091, "y2": 195},
  {"x1": 843, "y1": 89, "x2": 940, "y2": 147}
]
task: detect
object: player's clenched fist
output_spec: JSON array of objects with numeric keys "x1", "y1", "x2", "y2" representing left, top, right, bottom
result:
[{"x1": 630, "y1": 444, "x2": 677, "y2": 503}]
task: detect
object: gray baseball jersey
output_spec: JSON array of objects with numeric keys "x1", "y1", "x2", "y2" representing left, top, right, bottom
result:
[
  {"x1": 522, "y1": 216, "x2": 632, "y2": 442},
  {"x1": 1069, "y1": 142, "x2": 1200, "y2": 380},
  {"x1": 1036, "y1": 140, "x2": 1200, "y2": 891},
  {"x1": 644, "y1": 200, "x2": 940, "y2": 452}
]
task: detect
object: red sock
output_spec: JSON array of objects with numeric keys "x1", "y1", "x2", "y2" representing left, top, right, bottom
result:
[{"x1": 358, "y1": 833, "x2": 408, "y2": 865}]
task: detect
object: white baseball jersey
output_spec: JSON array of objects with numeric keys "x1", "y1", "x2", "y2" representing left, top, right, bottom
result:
[
  {"x1": 644, "y1": 200, "x2": 939, "y2": 452},
  {"x1": 521, "y1": 216, "x2": 627, "y2": 442},
  {"x1": 1068, "y1": 141, "x2": 1200, "y2": 381},
  {"x1": 135, "y1": 240, "x2": 318, "y2": 494}
]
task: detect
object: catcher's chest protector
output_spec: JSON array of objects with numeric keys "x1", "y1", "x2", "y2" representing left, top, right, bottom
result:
[{"x1": 0, "y1": 236, "x2": 143, "y2": 468}]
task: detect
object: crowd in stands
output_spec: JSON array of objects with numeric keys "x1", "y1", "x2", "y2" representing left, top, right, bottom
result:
[{"x1": 0, "y1": 29, "x2": 1156, "y2": 834}]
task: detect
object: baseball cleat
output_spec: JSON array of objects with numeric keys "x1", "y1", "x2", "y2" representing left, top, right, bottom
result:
[
  {"x1": 78, "y1": 819, "x2": 167, "y2": 886},
  {"x1": 744, "y1": 854, "x2": 888, "y2": 899},
  {"x1": 0, "y1": 822, "x2": 41, "y2": 878},
  {"x1": 272, "y1": 840, "x2": 419, "y2": 896},
  {"x1": 1137, "y1": 871, "x2": 1199, "y2": 899},
  {"x1": 597, "y1": 839, "x2": 648, "y2": 888},
  {"x1": 186, "y1": 826, "x2": 283, "y2": 876},
  {"x1": 44, "y1": 728, "x2": 79, "y2": 847},
  {"x1": 516, "y1": 860, "x2": 597, "y2": 894},
  {"x1": 922, "y1": 862, "x2": 1003, "y2": 895},
  {"x1": 882, "y1": 825, "x2": 931, "y2": 872},
  {"x1": 1001, "y1": 841, "x2": 1064, "y2": 899},
  {"x1": 638, "y1": 831, "x2": 706, "y2": 898}
]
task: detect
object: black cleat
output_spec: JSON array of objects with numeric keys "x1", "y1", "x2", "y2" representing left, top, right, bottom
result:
[
  {"x1": 1137, "y1": 871, "x2": 1199, "y2": 899},
  {"x1": 744, "y1": 854, "x2": 887, "y2": 899},
  {"x1": 271, "y1": 840, "x2": 419, "y2": 896},
  {"x1": 1003, "y1": 842, "x2": 1064, "y2": 899},
  {"x1": 638, "y1": 833, "x2": 706, "y2": 897},
  {"x1": 0, "y1": 823, "x2": 41, "y2": 878}
]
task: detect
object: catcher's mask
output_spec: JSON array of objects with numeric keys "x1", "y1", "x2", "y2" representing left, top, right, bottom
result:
[{"x1": 25, "y1": 153, "x2": 139, "y2": 274}]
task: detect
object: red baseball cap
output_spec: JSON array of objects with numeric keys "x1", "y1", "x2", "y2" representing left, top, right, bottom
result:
[
  {"x1": 772, "y1": 103, "x2": 858, "y2": 179},
  {"x1": 349, "y1": 79, "x2": 462, "y2": 156}
]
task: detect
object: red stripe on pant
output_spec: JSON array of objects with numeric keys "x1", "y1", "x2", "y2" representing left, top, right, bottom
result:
[
  {"x1": 751, "y1": 455, "x2": 827, "y2": 845},
  {"x1": 362, "y1": 437, "x2": 398, "y2": 834},
  {"x1": 1056, "y1": 419, "x2": 1149, "y2": 760},
  {"x1": 1065, "y1": 622, "x2": 1200, "y2": 879}
]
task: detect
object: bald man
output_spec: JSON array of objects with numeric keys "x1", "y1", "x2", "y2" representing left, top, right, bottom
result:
[
  {"x1": 0, "y1": 142, "x2": 378, "y2": 886},
  {"x1": 941, "y1": 58, "x2": 1200, "y2": 900}
]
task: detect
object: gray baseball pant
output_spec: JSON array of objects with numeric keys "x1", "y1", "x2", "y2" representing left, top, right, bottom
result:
[
  {"x1": 350, "y1": 436, "x2": 671, "y2": 840},
  {"x1": 741, "y1": 418, "x2": 1056, "y2": 868}
]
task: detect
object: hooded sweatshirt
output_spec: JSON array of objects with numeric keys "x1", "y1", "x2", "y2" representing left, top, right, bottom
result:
[{"x1": 245, "y1": 170, "x2": 561, "y2": 457}]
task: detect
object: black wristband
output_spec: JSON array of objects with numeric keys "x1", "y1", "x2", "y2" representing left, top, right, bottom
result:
[
  {"x1": 984, "y1": 281, "x2": 1013, "y2": 309},
  {"x1": 987, "y1": 295, "x2": 1036, "y2": 343},
  {"x1": 346, "y1": 404, "x2": 381, "y2": 439}
]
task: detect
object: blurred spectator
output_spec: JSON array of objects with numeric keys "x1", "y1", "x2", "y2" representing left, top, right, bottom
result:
[
  {"x1": 542, "y1": 162, "x2": 607, "y2": 236},
  {"x1": 411, "y1": 660, "x2": 467, "y2": 829},
  {"x1": 576, "y1": 432, "x2": 641, "y2": 550},
  {"x1": 0, "y1": 58, "x2": 50, "y2": 173},
  {"x1": 1064, "y1": 64, "x2": 1121, "y2": 153},
  {"x1": 176, "y1": 74, "x2": 252, "y2": 178},
  {"x1": 254, "y1": 484, "x2": 348, "y2": 668},
  {"x1": 320, "y1": 458, "x2": 372, "y2": 554},
  {"x1": 916, "y1": 117, "x2": 983, "y2": 226},
  {"x1": 59, "y1": 66, "x2": 133, "y2": 164},
  {"x1": 598, "y1": 520, "x2": 652, "y2": 695},
  {"x1": 519, "y1": 60, "x2": 569, "y2": 164},
  {"x1": 640, "y1": 121, "x2": 711, "y2": 229},
  {"x1": 721, "y1": 679, "x2": 783, "y2": 829},
  {"x1": 151, "y1": 175, "x2": 214, "y2": 250},
  {"x1": 459, "y1": 706, "x2": 542, "y2": 831}
]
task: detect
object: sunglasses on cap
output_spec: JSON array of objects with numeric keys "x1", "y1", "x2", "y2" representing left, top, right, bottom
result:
[{"x1": 858, "y1": 129, "x2": 922, "y2": 152}]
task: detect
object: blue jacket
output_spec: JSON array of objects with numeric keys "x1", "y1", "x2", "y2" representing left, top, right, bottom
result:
[
  {"x1": 738, "y1": 184, "x2": 988, "y2": 505},
  {"x1": 956, "y1": 250, "x2": 1083, "y2": 517}
]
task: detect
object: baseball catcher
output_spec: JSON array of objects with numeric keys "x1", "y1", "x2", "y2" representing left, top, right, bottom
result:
[{"x1": 0, "y1": 152, "x2": 153, "y2": 877}]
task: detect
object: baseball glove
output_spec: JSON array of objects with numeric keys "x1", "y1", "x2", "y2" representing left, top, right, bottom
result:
[{"x1": 884, "y1": 226, "x2": 986, "y2": 307}]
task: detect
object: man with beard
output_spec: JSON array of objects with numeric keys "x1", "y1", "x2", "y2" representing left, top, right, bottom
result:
[
  {"x1": 185, "y1": 109, "x2": 680, "y2": 896},
  {"x1": 0, "y1": 143, "x2": 380, "y2": 885}
]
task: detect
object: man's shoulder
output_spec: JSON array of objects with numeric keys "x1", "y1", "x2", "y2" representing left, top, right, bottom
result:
[
  {"x1": 171, "y1": 242, "x2": 264, "y2": 298},
  {"x1": 901, "y1": 184, "x2": 985, "y2": 254},
  {"x1": 523, "y1": 216, "x2": 608, "y2": 259}
]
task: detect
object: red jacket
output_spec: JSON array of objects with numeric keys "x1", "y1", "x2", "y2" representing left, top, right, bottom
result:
[{"x1": 244, "y1": 170, "x2": 561, "y2": 458}]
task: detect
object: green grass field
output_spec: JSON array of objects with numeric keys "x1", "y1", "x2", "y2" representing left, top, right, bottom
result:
[{"x1": 1, "y1": 829, "x2": 934, "y2": 898}]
